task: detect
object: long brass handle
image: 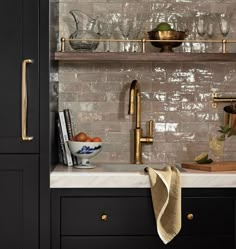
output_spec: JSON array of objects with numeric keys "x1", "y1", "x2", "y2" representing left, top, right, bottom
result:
[{"x1": 21, "y1": 59, "x2": 33, "y2": 141}]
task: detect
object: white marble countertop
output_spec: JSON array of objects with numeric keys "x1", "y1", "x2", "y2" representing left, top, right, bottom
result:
[{"x1": 50, "y1": 163, "x2": 236, "y2": 188}]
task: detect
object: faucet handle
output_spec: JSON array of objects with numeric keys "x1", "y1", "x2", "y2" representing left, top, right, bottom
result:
[{"x1": 148, "y1": 120, "x2": 154, "y2": 137}]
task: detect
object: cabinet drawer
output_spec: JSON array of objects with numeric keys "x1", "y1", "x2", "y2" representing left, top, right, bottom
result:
[
  {"x1": 61, "y1": 196, "x2": 234, "y2": 236},
  {"x1": 61, "y1": 196, "x2": 157, "y2": 235},
  {"x1": 61, "y1": 236, "x2": 159, "y2": 249},
  {"x1": 181, "y1": 197, "x2": 234, "y2": 235},
  {"x1": 61, "y1": 235, "x2": 234, "y2": 249}
]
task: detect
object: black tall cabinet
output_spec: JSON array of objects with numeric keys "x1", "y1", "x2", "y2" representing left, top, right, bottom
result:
[{"x1": 0, "y1": 0, "x2": 49, "y2": 248}]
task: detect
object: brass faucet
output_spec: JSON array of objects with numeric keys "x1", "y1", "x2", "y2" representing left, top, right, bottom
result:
[{"x1": 128, "y1": 80, "x2": 153, "y2": 164}]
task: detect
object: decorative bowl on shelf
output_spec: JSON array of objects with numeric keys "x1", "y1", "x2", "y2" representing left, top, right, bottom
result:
[
  {"x1": 67, "y1": 141, "x2": 103, "y2": 169},
  {"x1": 148, "y1": 30, "x2": 187, "y2": 52}
]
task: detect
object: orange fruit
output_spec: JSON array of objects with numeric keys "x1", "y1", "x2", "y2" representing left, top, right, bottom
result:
[
  {"x1": 85, "y1": 136, "x2": 92, "y2": 142},
  {"x1": 74, "y1": 132, "x2": 87, "y2": 142},
  {"x1": 92, "y1": 137, "x2": 102, "y2": 142}
]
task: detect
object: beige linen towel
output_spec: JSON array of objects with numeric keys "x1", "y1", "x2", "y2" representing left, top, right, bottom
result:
[{"x1": 146, "y1": 166, "x2": 181, "y2": 244}]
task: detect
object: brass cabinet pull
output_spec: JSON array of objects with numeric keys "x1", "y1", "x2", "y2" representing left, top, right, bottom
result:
[
  {"x1": 186, "y1": 213, "x2": 194, "y2": 220},
  {"x1": 21, "y1": 59, "x2": 33, "y2": 141},
  {"x1": 101, "y1": 214, "x2": 108, "y2": 221}
]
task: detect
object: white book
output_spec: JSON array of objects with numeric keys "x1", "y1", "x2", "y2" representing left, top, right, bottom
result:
[{"x1": 58, "y1": 111, "x2": 73, "y2": 166}]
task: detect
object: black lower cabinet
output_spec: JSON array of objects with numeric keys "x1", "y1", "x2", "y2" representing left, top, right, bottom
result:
[
  {"x1": 51, "y1": 188, "x2": 236, "y2": 249},
  {"x1": 61, "y1": 235, "x2": 233, "y2": 249},
  {"x1": 0, "y1": 155, "x2": 38, "y2": 249}
]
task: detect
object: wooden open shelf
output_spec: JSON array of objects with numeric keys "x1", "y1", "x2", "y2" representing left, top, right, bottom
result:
[{"x1": 53, "y1": 52, "x2": 236, "y2": 62}]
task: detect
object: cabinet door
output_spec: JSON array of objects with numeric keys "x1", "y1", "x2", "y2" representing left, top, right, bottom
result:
[
  {"x1": 0, "y1": 155, "x2": 38, "y2": 249},
  {"x1": 61, "y1": 196, "x2": 156, "y2": 236},
  {"x1": 0, "y1": 0, "x2": 39, "y2": 153}
]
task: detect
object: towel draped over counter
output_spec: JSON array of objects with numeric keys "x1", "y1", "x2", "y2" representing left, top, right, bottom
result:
[{"x1": 146, "y1": 166, "x2": 181, "y2": 244}]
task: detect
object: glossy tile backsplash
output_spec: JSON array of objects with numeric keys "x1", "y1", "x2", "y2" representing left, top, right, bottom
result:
[
  {"x1": 58, "y1": 61, "x2": 236, "y2": 164},
  {"x1": 56, "y1": 0, "x2": 236, "y2": 164}
]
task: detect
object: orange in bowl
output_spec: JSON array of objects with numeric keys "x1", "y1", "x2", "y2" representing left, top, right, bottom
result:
[
  {"x1": 85, "y1": 136, "x2": 92, "y2": 142},
  {"x1": 73, "y1": 132, "x2": 87, "y2": 142},
  {"x1": 92, "y1": 137, "x2": 102, "y2": 142}
]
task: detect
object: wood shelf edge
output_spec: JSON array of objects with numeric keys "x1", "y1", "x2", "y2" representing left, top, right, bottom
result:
[{"x1": 52, "y1": 52, "x2": 236, "y2": 62}]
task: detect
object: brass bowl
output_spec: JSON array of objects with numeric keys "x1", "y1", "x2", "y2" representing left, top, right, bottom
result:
[{"x1": 148, "y1": 30, "x2": 187, "y2": 52}]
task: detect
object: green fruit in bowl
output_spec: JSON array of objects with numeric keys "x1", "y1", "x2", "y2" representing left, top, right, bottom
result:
[{"x1": 154, "y1": 22, "x2": 172, "y2": 31}]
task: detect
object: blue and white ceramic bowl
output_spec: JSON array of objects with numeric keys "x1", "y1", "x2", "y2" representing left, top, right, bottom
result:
[{"x1": 67, "y1": 141, "x2": 103, "y2": 168}]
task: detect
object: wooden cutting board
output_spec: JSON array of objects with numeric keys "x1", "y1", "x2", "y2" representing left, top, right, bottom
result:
[{"x1": 182, "y1": 161, "x2": 236, "y2": 172}]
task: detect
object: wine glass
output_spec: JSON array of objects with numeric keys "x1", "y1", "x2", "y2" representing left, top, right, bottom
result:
[
  {"x1": 129, "y1": 13, "x2": 147, "y2": 52},
  {"x1": 97, "y1": 14, "x2": 117, "y2": 52},
  {"x1": 196, "y1": 14, "x2": 207, "y2": 52},
  {"x1": 196, "y1": 14, "x2": 207, "y2": 37},
  {"x1": 219, "y1": 13, "x2": 230, "y2": 38},
  {"x1": 117, "y1": 3, "x2": 140, "y2": 52},
  {"x1": 206, "y1": 14, "x2": 217, "y2": 38},
  {"x1": 205, "y1": 13, "x2": 217, "y2": 52},
  {"x1": 117, "y1": 15, "x2": 134, "y2": 52}
]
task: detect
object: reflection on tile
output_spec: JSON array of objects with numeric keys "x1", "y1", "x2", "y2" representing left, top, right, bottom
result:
[
  {"x1": 166, "y1": 132, "x2": 195, "y2": 142},
  {"x1": 154, "y1": 123, "x2": 179, "y2": 133},
  {"x1": 166, "y1": 123, "x2": 179, "y2": 132},
  {"x1": 57, "y1": 0, "x2": 236, "y2": 163},
  {"x1": 153, "y1": 91, "x2": 167, "y2": 102},
  {"x1": 196, "y1": 112, "x2": 220, "y2": 121},
  {"x1": 181, "y1": 122, "x2": 208, "y2": 132},
  {"x1": 182, "y1": 102, "x2": 208, "y2": 111}
]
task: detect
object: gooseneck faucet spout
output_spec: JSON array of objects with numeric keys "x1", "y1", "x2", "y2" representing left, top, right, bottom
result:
[
  {"x1": 128, "y1": 80, "x2": 141, "y2": 128},
  {"x1": 128, "y1": 80, "x2": 153, "y2": 164}
]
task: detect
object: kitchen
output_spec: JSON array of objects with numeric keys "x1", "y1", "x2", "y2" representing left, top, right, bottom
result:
[
  {"x1": 51, "y1": 0, "x2": 236, "y2": 248},
  {"x1": 1, "y1": 0, "x2": 236, "y2": 248}
]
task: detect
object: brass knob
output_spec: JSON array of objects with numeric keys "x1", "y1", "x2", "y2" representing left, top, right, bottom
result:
[
  {"x1": 101, "y1": 214, "x2": 108, "y2": 221},
  {"x1": 186, "y1": 213, "x2": 194, "y2": 220}
]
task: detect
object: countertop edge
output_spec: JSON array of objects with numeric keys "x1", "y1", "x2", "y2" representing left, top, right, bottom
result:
[{"x1": 50, "y1": 165, "x2": 236, "y2": 188}]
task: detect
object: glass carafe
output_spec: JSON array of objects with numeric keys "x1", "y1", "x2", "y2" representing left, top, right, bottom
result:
[{"x1": 69, "y1": 10, "x2": 100, "y2": 51}]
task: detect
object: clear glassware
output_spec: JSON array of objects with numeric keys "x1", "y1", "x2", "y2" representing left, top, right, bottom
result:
[
  {"x1": 206, "y1": 14, "x2": 217, "y2": 38},
  {"x1": 117, "y1": 2, "x2": 141, "y2": 52},
  {"x1": 196, "y1": 14, "x2": 207, "y2": 37},
  {"x1": 129, "y1": 13, "x2": 147, "y2": 52},
  {"x1": 219, "y1": 13, "x2": 231, "y2": 38},
  {"x1": 209, "y1": 133, "x2": 225, "y2": 162},
  {"x1": 69, "y1": 10, "x2": 100, "y2": 51},
  {"x1": 97, "y1": 13, "x2": 117, "y2": 52},
  {"x1": 118, "y1": 15, "x2": 134, "y2": 52},
  {"x1": 205, "y1": 13, "x2": 218, "y2": 52},
  {"x1": 196, "y1": 13, "x2": 207, "y2": 52}
]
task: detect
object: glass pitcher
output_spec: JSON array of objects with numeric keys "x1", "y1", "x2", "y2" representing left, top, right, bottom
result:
[{"x1": 69, "y1": 10, "x2": 100, "y2": 51}]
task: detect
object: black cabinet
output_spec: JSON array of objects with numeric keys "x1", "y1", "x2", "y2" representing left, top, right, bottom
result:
[
  {"x1": 60, "y1": 236, "x2": 233, "y2": 249},
  {"x1": 0, "y1": 0, "x2": 49, "y2": 249},
  {"x1": 51, "y1": 188, "x2": 236, "y2": 249},
  {"x1": 0, "y1": 0, "x2": 39, "y2": 153},
  {"x1": 61, "y1": 196, "x2": 156, "y2": 236},
  {"x1": 0, "y1": 155, "x2": 38, "y2": 249}
]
